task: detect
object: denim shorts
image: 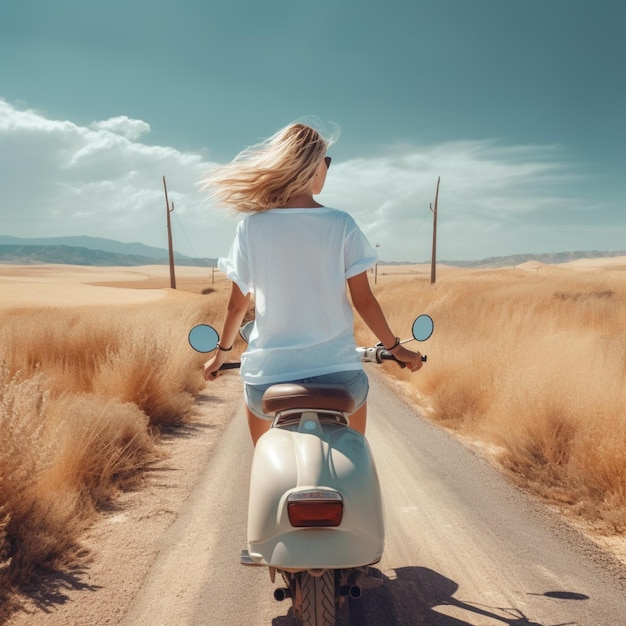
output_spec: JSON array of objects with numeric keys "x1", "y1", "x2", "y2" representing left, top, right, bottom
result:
[{"x1": 244, "y1": 369, "x2": 369, "y2": 420}]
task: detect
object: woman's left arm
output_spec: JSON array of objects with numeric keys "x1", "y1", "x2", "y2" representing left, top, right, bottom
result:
[{"x1": 204, "y1": 282, "x2": 251, "y2": 380}]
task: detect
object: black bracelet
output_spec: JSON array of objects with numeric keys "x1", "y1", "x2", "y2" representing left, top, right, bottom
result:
[
  {"x1": 384, "y1": 337, "x2": 400, "y2": 351},
  {"x1": 217, "y1": 343, "x2": 233, "y2": 352}
]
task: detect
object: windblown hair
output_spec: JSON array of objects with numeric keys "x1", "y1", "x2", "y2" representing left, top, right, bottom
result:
[{"x1": 200, "y1": 122, "x2": 336, "y2": 213}]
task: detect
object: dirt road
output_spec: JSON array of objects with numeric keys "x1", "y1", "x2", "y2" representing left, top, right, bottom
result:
[{"x1": 119, "y1": 372, "x2": 626, "y2": 626}]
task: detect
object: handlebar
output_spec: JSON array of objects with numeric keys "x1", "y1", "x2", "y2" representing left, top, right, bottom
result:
[
  {"x1": 218, "y1": 362, "x2": 241, "y2": 370},
  {"x1": 216, "y1": 346, "x2": 427, "y2": 372},
  {"x1": 356, "y1": 346, "x2": 427, "y2": 368}
]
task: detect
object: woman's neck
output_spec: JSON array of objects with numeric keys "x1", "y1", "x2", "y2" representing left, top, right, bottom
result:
[{"x1": 278, "y1": 193, "x2": 323, "y2": 209}]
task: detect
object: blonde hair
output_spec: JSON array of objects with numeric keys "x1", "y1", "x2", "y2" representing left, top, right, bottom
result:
[{"x1": 201, "y1": 122, "x2": 337, "y2": 213}]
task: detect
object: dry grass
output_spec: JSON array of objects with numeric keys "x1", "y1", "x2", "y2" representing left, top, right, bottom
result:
[
  {"x1": 0, "y1": 287, "x2": 232, "y2": 589},
  {"x1": 357, "y1": 265, "x2": 626, "y2": 534}
]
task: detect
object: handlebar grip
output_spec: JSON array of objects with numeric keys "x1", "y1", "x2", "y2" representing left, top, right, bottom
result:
[
  {"x1": 380, "y1": 351, "x2": 428, "y2": 366},
  {"x1": 379, "y1": 351, "x2": 407, "y2": 368},
  {"x1": 219, "y1": 362, "x2": 241, "y2": 370}
]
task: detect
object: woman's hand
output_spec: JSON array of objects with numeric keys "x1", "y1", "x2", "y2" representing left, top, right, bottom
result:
[
  {"x1": 390, "y1": 345, "x2": 423, "y2": 372},
  {"x1": 204, "y1": 352, "x2": 226, "y2": 381},
  {"x1": 203, "y1": 282, "x2": 250, "y2": 382}
]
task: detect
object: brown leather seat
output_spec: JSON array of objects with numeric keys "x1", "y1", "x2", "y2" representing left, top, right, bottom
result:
[{"x1": 261, "y1": 383, "x2": 356, "y2": 416}]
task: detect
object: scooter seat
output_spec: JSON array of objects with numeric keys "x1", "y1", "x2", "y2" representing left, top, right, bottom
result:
[{"x1": 261, "y1": 383, "x2": 356, "y2": 415}]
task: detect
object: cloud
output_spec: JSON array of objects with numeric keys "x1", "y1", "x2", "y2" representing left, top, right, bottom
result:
[
  {"x1": 0, "y1": 99, "x2": 621, "y2": 262},
  {"x1": 89, "y1": 116, "x2": 151, "y2": 141},
  {"x1": 322, "y1": 141, "x2": 609, "y2": 260},
  {"x1": 0, "y1": 99, "x2": 226, "y2": 258}
]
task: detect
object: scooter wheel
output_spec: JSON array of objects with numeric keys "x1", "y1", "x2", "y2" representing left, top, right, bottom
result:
[{"x1": 300, "y1": 570, "x2": 336, "y2": 626}]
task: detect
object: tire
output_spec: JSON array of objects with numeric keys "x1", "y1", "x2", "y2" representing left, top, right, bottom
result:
[{"x1": 300, "y1": 570, "x2": 336, "y2": 626}]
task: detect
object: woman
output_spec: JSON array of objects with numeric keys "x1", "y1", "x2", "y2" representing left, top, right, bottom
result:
[{"x1": 202, "y1": 122, "x2": 423, "y2": 445}]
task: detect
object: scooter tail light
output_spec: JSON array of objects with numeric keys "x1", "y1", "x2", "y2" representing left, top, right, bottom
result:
[{"x1": 287, "y1": 490, "x2": 343, "y2": 527}]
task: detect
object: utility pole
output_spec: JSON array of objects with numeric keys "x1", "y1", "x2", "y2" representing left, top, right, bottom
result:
[
  {"x1": 163, "y1": 176, "x2": 176, "y2": 289},
  {"x1": 430, "y1": 176, "x2": 440, "y2": 285}
]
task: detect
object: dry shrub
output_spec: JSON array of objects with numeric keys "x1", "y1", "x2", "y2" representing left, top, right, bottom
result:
[
  {"x1": 490, "y1": 332, "x2": 626, "y2": 530},
  {"x1": 0, "y1": 377, "x2": 158, "y2": 583},
  {"x1": 0, "y1": 308, "x2": 111, "y2": 393},
  {"x1": 43, "y1": 393, "x2": 156, "y2": 506},
  {"x1": 92, "y1": 315, "x2": 196, "y2": 425},
  {"x1": 0, "y1": 365, "x2": 51, "y2": 571},
  {"x1": 0, "y1": 294, "x2": 226, "y2": 426},
  {"x1": 0, "y1": 287, "x2": 232, "y2": 587},
  {"x1": 368, "y1": 268, "x2": 626, "y2": 533}
]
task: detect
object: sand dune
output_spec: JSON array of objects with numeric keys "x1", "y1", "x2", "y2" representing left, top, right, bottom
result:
[
  {"x1": 2, "y1": 257, "x2": 625, "y2": 310},
  {"x1": 0, "y1": 264, "x2": 218, "y2": 309}
]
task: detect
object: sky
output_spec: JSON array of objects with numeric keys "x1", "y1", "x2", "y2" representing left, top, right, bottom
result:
[{"x1": 0, "y1": 0, "x2": 624, "y2": 262}]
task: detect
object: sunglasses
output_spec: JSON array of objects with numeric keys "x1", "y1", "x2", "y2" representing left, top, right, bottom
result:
[{"x1": 324, "y1": 156, "x2": 332, "y2": 169}]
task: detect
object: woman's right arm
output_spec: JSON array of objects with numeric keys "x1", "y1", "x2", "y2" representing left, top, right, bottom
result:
[{"x1": 347, "y1": 271, "x2": 423, "y2": 371}]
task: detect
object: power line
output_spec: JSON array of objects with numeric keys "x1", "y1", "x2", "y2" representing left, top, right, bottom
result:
[
  {"x1": 386, "y1": 213, "x2": 429, "y2": 255},
  {"x1": 172, "y1": 211, "x2": 200, "y2": 259}
]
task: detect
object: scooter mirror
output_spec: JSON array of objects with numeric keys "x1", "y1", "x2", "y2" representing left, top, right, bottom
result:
[
  {"x1": 188, "y1": 324, "x2": 219, "y2": 353},
  {"x1": 412, "y1": 314, "x2": 434, "y2": 342}
]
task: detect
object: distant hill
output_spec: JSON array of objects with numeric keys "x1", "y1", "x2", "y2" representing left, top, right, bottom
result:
[
  {"x1": 436, "y1": 250, "x2": 626, "y2": 268},
  {"x1": 0, "y1": 236, "x2": 624, "y2": 268},
  {"x1": 0, "y1": 235, "x2": 197, "y2": 261},
  {"x1": 0, "y1": 243, "x2": 216, "y2": 267},
  {"x1": 379, "y1": 249, "x2": 626, "y2": 268}
]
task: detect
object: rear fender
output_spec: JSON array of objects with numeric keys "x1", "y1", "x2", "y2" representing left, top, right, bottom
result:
[{"x1": 246, "y1": 416, "x2": 384, "y2": 568}]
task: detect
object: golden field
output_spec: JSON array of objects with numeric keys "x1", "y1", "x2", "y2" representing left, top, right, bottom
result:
[
  {"x1": 1, "y1": 258, "x2": 625, "y2": 594},
  {"x1": 357, "y1": 257, "x2": 626, "y2": 535}
]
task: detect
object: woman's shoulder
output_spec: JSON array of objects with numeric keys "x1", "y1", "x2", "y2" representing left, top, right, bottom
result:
[
  {"x1": 317, "y1": 206, "x2": 353, "y2": 219},
  {"x1": 327, "y1": 207, "x2": 360, "y2": 226},
  {"x1": 244, "y1": 207, "x2": 357, "y2": 227}
]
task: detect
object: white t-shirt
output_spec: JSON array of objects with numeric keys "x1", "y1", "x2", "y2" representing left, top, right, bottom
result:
[{"x1": 218, "y1": 207, "x2": 377, "y2": 384}]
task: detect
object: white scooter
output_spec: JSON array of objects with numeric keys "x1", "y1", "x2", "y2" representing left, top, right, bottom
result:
[{"x1": 189, "y1": 315, "x2": 433, "y2": 626}]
